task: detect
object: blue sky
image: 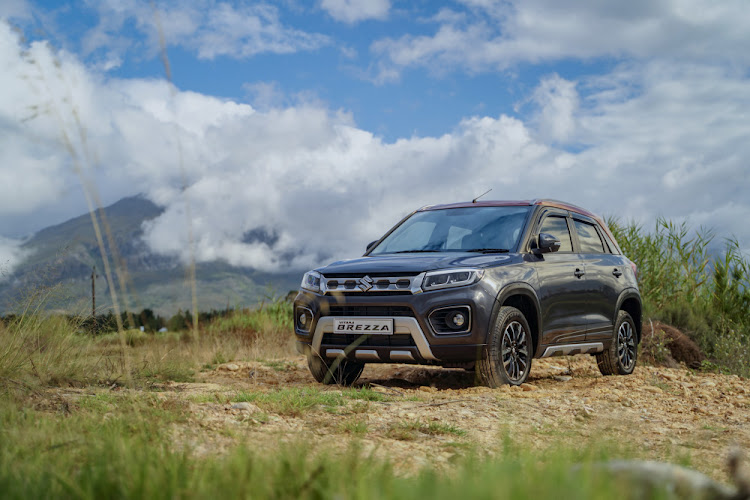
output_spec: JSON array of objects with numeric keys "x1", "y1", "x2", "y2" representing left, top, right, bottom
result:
[
  {"x1": 1, "y1": 0, "x2": 749, "y2": 272},
  {"x1": 27, "y1": 0, "x2": 608, "y2": 140}
]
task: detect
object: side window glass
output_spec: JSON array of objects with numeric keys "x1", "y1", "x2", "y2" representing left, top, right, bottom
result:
[
  {"x1": 601, "y1": 235, "x2": 612, "y2": 253},
  {"x1": 539, "y1": 216, "x2": 572, "y2": 252},
  {"x1": 599, "y1": 228, "x2": 618, "y2": 254},
  {"x1": 574, "y1": 220, "x2": 605, "y2": 254}
]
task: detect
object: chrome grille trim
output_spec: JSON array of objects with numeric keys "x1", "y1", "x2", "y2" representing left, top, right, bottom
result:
[{"x1": 321, "y1": 273, "x2": 425, "y2": 294}]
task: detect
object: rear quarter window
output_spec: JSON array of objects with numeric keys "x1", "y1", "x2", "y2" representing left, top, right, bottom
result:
[{"x1": 574, "y1": 220, "x2": 605, "y2": 254}]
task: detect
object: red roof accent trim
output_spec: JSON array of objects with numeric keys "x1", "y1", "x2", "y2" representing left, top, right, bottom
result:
[{"x1": 419, "y1": 200, "x2": 534, "y2": 211}]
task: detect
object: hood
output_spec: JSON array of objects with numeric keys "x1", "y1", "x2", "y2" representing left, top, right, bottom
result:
[{"x1": 318, "y1": 253, "x2": 515, "y2": 276}]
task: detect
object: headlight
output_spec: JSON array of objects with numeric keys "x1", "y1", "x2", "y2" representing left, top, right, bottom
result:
[
  {"x1": 422, "y1": 269, "x2": 484, "y2": 291},
  {"x1": 301, "y1": 271, "x2": 322, "y2": 293}
]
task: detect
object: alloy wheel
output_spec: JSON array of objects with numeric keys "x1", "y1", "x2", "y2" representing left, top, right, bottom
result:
[
  {"x1": 501, "y1": 320, "x2": 529, "y2": 383},
  {"x1": 617, "y1": 321, "x2": 637, "y2": 371}
]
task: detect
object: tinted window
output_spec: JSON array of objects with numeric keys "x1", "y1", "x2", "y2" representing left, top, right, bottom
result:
[
  {"x1": 574, "y1": 220, "x2": 605, "y2": 253},
  {"x1": 539, "y1": 216, "x2": 572, "y2": 252},
  {"x1": 371, "y1": 206, "x2": 531, "y2": 254}
]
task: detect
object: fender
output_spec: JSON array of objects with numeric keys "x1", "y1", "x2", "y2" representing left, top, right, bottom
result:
[
  {"x1": 489, "y1": 282, "x2": 543, "y2": 356},
  {"x1": 614, "y1": 288, "x2": 643, "y2": 340}
]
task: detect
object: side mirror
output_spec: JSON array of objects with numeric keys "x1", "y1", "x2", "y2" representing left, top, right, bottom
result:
[
  {"x1": 366, "y1": 240, "x2": 378, "y2": 252},
  {"x1": 535, "y1": 233, "x2": 561, "y2": 254}
]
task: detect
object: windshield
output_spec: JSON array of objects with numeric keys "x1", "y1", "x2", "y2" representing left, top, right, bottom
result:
[{"x1": 370, "y1": 206, "x2": 531, "y2": 255}]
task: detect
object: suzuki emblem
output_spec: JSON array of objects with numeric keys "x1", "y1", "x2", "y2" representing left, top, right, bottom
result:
[{"x1": 358, "y1": 275, "x2": 374, "y2": 292}]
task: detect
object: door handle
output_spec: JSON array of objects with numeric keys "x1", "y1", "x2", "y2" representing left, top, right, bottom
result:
[
  {"x1": 574, "y1": 268, "x2": 585, "y2": 278},
  {"x1": 612, "y1": 268, "x2": 623, "y2": 278}
]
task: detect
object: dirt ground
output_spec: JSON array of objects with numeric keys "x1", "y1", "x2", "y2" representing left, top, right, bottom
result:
[{"x1": 100, "y1": 356, "x2": 749, "y2": 482}]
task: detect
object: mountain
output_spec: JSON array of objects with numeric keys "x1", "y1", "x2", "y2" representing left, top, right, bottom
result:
[{"x1": 0, "y1": 196, "x2": 301, "y2": 316}]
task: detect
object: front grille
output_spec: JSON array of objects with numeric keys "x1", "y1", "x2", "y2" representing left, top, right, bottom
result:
[
  {"x1": 321, "y1": 333, "x2": 416, "y2": 347},
  {"x1": 327, "y1": 305, "x2": 414, "y2": 317},
  {"x1": 326, "y1": 278, "x2": 411, "y2": 290},
  {"x1": 321, "y1": 274, "x2": 420, "y2": 294}
]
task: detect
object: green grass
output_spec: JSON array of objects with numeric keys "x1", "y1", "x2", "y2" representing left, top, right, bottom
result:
[
  {"x1": 231, "y1": 387, "x2": 394, "y2": 417},
  {"x1": 261, "y1": 359, "x2": 296, "y2": 371},
  {"x1": 233, "y1": 388, "x2": 347, "y2": 417},
  {"x1": 386, "y1": 420, "x2": 467, "y2": 441},
  {"x1": 0, "y1": 392, "x2": 682, "y2": 500},
  {"x1": 207, "y1": 300, "x2": 293, "y2": 335},
  {"x1": 0, "y1": 298, "x2": 297, "y2": 395},
  {"x1": 340, "y1": 418, "x2": 369, "y2": 435}
]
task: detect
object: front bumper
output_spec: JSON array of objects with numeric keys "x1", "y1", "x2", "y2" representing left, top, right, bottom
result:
[{"x1": 293, "y1": 282, "x2": 496, "y2": 364}]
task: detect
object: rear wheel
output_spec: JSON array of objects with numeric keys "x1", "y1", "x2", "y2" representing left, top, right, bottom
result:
[
  {"x1": 477, "y1": 306, "x2": 533, "y2": 387},
  {"x1": 307, "y1": 352, "x2": 364, "y2": 386},
  {"x1": 596, "y1": 310, "x2": 638, "y2": 376}
]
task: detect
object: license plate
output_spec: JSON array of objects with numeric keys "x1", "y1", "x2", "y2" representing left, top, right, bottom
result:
[{"x1": 333, "y1": 318, "x2": 394, "y2": 335}]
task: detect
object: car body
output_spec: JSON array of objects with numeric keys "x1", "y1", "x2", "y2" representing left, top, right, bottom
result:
[{"x1": 293, "y1": 199, "x2": 642, "y2": 386}]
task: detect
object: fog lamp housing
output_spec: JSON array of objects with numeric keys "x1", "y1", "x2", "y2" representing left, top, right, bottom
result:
[
  {"x1": 428, "y1": 305, "x2": 472, "y2": 334},
  {"x1": 295, "y1": 306, "x2": 314, "y2": 333}
]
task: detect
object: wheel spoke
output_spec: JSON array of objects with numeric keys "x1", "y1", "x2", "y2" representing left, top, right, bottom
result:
[
  {"x1": 514, "y1": 324, "x2": 523, "y2": 343},
  {"x1": 517, "y1": 357, "x2": 527, "y2": 372},
  {"x1": 616, "y1": 320, "x2": 636, "y2": 370}
]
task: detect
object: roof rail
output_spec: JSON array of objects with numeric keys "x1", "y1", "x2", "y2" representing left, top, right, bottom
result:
[{"x1": 531, "y1": 198, "x2": 585, "y2": 211}]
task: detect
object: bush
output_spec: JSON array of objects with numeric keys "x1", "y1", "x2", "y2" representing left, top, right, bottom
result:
[
  {"x1": 609, "y1": 218, "x2": 749, "y2": 376},
  {"x1": 0, "y1": 313, "x2": 95, "y2": 390}
]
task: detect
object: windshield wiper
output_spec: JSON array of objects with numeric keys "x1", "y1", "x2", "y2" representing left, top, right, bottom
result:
[
  {"x1": 465, "y1": 248, "x2": 510, "y2": 254},
  {"x1": 390, "y1": 249, "x2": 442, "y2": 253}
]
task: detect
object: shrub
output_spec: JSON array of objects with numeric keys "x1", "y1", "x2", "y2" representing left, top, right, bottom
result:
[{"x1": 608, "y1": 217, "x2": 749, "y2": 376}]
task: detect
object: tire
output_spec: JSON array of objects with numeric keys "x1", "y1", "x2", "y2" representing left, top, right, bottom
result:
[
  {"x1": 596, "y1": 310, "x2": 638, "y2": 376},
  {"x1": 307, "y1": 352, "x2": 364, "y2": 386},
  {"x1": 477, "y1": 306, "x2": 533, "y2": 387}
]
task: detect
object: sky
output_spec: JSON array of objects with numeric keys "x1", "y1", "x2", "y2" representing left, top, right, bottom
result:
[{"x1": 0, "y1": 0, "x2": 749, "y2": 275}]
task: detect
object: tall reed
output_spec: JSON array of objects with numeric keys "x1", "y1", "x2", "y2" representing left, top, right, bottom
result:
[{"x1": 608, "y1": 217, "x2": 750, "y2": 375}]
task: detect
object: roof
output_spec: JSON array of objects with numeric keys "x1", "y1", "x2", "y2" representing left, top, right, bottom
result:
[{"x1": 419, "y1": 198, "x2": 597, "y2": 219}]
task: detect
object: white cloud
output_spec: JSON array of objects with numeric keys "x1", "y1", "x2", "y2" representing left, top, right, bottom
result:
[
  {"x1": 320, "y1": 0, "x2": 390, "y2": 24},
  {"x1": 1, "y1": 20, "x2": 750, "y2": 274},
  {"x1": 372, "y1": 0, "x2": 750, "y2": 78},
  {"x1": 80, "y1": 0, "x2": 329, "y2": 63},
  {"x1": 243, "y1": 81, "x2": 285, "y2": 111},
  {"x1": 0, "y1": 0, "x2": 30, "y2": 20},
  {"x1": 529, "y1": 74, "x2": 579, "y2": 144},
  {"x1": 0, "y1": 236, "x2": 27, "y2": 280}
]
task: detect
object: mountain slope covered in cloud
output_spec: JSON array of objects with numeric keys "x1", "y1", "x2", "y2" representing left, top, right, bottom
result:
[{"x1": 0, "y1": 196, "x2": 301, "y2": 316}]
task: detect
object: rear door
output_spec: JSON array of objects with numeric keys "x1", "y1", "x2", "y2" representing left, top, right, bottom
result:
[
  {"x1": 570, "y1": 217, "x2": 622, "y2": 341},
  {"x1": 533, "y1": 211, "x2": 588, "y2": 345}
]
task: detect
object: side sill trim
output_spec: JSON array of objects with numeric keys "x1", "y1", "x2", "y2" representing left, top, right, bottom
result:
[{"x1": 541, "y1": 342, "x2": 604, "y2": 358}]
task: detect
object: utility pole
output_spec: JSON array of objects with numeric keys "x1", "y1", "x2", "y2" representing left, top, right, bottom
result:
[{"x1": 91, "y1": 265, "x2": 97, "y2": 333}]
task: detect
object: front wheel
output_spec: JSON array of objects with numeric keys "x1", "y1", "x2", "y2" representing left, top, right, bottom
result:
[
  {"x1": 477, "y1": 306, "x2": 533, "y2": 387},
  {"x1": 307, "y1": 352, "x2": 364, "y2": 386},
  {"x1": 596, "y1": 310, "x2": 638, "y2": 376}
]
